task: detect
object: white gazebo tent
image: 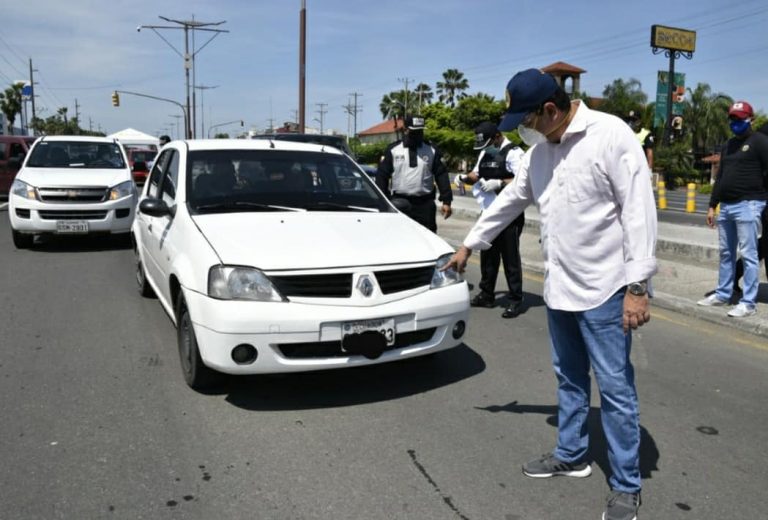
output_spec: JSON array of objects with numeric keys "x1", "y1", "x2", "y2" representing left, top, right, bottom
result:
[{"x1": 107, "y1": 128, "x2": 160, "y2": 150}]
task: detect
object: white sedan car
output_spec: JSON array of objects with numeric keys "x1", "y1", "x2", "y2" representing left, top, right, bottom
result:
[
  {"x1": 132, "y1": 139, "x2": 469, "y2": 390},
  {"x1": 9, "y1": 136, "x2": 137, "y2": 248}
]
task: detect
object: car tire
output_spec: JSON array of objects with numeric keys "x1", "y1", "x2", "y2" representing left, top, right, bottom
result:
[
  {"x1": 12, "y1": 230, "x2": 33, "y2": 249},
  {"x1": 135, "y1": 249, "x2": 155, "y2": 298},
  {"x1": 176, "y1": 294, "x2": 220, "y2": 391}
]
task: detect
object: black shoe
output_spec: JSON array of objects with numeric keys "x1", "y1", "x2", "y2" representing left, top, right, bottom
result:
[
  {"x1": 470, "y1": 292, "x2": 495, "y2": 308},
  {"x1": 502, "y1": 300, "x2": 523, "y2": 319}
]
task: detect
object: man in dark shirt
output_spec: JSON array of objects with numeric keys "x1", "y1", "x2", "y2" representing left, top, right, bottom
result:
[{"x1": 698, "y1": 102, "x2": 768, "y2": 317}]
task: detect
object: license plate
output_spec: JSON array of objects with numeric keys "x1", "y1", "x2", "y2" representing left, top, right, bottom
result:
[
  {"x1": 342, "y1": 318, "x2": 396, "y2": 347},
  {"x1": 56, "y1": 221, "x2": 89, "y2": 234}
]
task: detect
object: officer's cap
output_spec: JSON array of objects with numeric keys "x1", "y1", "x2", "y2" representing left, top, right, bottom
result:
[
  {"x1": 473, "y1": 121, "x2": 499, "y2": 150},
  {"x1": 404, "y1": 115, "x2": 425, "y2": 131}
]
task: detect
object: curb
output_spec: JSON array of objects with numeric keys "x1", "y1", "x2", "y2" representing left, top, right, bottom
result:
[{"x1": 442, "y1": 235, "x2": 768, "y2": 340}]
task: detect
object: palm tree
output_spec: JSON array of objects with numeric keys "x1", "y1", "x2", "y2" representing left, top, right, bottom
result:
[
  {"x1": 414, "y1": 83, "x2": 433, "y2": 112},
  {"x1": 436, "y1": 69, "x2": 469, "y2": 108},
  {"x1": 683, "y1": 83, "x2": 732, "y2": 155},
  {"x1": 0, "y1": 83, "x2": 24, "y2": 135},
  {"x1": 379, "y1": 90, "x2": 407, "y2": 120}
]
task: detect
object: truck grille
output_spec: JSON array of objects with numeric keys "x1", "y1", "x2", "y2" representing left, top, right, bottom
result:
[
  {"x1": 375, "y1": 266, "x2": 434, "y2": 294},
  {"x1": 38, "y1": 210, "x2": 108, "y2": 220},
  {"x1": 38, "y1": 187, "x2": 108, "y2": 203}
]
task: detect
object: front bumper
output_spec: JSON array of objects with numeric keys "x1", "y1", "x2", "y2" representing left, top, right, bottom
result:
[
  {"x1": 9, "y1": 194, "x2": 137, "y2": 235},
  {"x1": 183, "y1": 282, "x2": 470, "y2": 374}
]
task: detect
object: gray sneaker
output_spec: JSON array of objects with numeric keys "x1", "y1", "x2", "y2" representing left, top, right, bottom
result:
[
  {"x1": 522, "y1": 453, "x2": 592, "y2": 478},
  {"x1": 696, "y1": 294, "x2": 728, "y2": 306},
  {"x1": 727, "y1": 303, "x2": 756, "y2": 318},
  {"x1": 602, "y1": 490, "x2": 640, "y2": 520}
]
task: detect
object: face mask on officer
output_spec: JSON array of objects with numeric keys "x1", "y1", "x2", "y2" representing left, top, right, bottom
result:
[
  {"x1": 403, "y1": 129, "x2": 424, "y2": 149},
  {"x1": 518, "y1": 103, "x2": 570, "y2": 147},
  {"x1": 729, "y1": 118, "x2": 751, "y2": 136}
]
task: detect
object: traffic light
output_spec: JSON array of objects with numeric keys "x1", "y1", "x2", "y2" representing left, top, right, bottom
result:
[{"x1": 111, "y1": 91, "x2": 120, "y2": 107}]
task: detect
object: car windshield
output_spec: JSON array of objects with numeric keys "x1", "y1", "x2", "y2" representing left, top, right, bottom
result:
[
  {"x1": 252, "y1": 134, "x2": 353, "y2": 155},
  {"x1": 26, "y1": 141, "x2": 126, "y2": 169},
  {"x1": 187, "y1": 150, "x2": 392, "y2": 214}
]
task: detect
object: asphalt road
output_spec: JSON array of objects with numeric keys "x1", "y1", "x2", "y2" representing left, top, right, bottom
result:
[{"x1": 1, "y1": 212, "x2": 767, "y2": 520}]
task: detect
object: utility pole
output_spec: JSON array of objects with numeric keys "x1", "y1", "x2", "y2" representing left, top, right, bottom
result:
[
  {"x1": 397, "y1": 78, "x2": 413, "y2": 116},
  {"x1": 314, "y1": 103, "x2": 327, "y2": 133},
  {"x1": 138, "y1": 16, "x2": 228, "y2": 138},
  {"x1": 169, "y1": 114, "x2": 183, "y2": 139},
  {"x1": 349, "y1": 92, "x2": 362, "y2": 138},
  {"x1": 28, "y1": 59, "x2": 37, "y2": 128},
  {"x1": 89, "y1": 117, "x2": 93, "y2": 132},
  {"x1": 298, "y1": 0, "x2": 307, "y2": 133}
]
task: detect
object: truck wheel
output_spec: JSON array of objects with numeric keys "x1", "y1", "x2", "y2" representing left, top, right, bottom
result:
[{"x1": 12, "y1": 230, "x2": 33, "y2": 249}]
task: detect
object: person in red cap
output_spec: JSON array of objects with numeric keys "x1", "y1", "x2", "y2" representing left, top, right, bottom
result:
[{"x1": 697, "y1": 101, "x2": 768, "y2": 317}]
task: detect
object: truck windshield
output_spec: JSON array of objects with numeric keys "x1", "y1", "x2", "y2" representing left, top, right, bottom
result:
[{"x1": 26, "y1": 141, "x2": 126, "y2": 169}]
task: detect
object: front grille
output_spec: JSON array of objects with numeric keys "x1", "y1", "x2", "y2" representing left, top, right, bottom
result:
[
  {"x1": 270, "y1": 273, "x2": 352, "y2": 298},
  {"x1": 38, "y1": 187, "x2": 108, "y2": 203},
  {"x1": 15, "y1": 208, "x2": 30, "y2": 219},
  {"x1": 38, "y1": 210, "x2": 108, "y2": 220},
  {"x1": 277, "y1": 328, "x2": 437, "y2": 359},
  {"x1": 375, "y1": 266, "x2": 434, "y2": 294}
]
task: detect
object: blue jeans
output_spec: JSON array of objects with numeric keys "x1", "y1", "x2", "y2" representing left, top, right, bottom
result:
[
  {"x1": 715, "y1": 200, "x2": 767, "y2": 308},
  {"x1": 547, "y1": 290, "x2": 640, "y2": 493}
]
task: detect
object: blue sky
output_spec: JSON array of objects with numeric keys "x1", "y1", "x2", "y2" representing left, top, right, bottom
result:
[{"x1": 1, "y1": 0, "x2": 766, "y2": 138}]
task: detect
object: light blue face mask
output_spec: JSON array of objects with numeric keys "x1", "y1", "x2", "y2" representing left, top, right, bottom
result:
[{"x1": 730, "y1": 119, "x2": 751, "y2": 136}]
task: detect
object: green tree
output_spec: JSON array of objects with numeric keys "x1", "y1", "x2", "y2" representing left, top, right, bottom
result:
[
  {"x1": 598, "y1": 78, "x2": 648, "y2": 119},
  {"x1": 0, "y1": 82, "x2": 24, "y2": 135},
  {"x1": 682, "y1": 83, "x2": 732, "y2": 156},
  {"x1": 452, "y1": 93, "x2": 505, "y2": 131},
  {"x1": 379, "y1": 90, "x2": 407, "y2": 119},
  {"x1": 436, "y1": 68, "x2": 470, "y2": 108},
  {"x1": 413, "y1": 83, "x2": 433, "y2": 112},
  {"x1": 421, "y1": 102, "x2": 455, "y2": 130}
]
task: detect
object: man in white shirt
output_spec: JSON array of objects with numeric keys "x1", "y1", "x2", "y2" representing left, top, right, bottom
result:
[
  {"x1": 455, "y1": 121, "x2": 526, "y2": 317},
  {"x1": 443, "y1": 69, "x2": 657, "y2": 520}
]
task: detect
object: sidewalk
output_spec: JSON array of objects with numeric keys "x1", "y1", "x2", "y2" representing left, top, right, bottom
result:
[{"x1": 439, "y1": 193, "x2": 768, "y2": 339}]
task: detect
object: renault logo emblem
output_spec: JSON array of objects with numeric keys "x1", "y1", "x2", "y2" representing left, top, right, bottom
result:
[{"x1": 356, "y1": 275, "x2": 374, "y2": 297}]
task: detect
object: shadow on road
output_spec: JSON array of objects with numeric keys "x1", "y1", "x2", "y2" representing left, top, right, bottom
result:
[
  {"x1": 474, "y1": 401, "x2": 660, "y2": 482},
  {"x1": 22, "y1": 234, "x2": 132, "y2": 253},
  {"x1": 217, "y1": 343, "x2": 486, "y2": 411}
]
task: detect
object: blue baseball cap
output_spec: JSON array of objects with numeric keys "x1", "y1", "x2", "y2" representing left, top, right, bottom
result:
[{"x1": 498, "y1": 69, "x2": 559, "y2": 131}]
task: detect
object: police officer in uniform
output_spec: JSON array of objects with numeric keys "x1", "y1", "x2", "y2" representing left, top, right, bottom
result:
[
  {"x1": 376, "y1": 115, "x2": 452, "y2": 232},
  {"x1": 457, "y1": 122, "x2": 526, "y2": 317}
]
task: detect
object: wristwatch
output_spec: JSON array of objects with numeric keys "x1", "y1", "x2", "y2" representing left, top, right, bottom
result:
[{"x1": 627, "y1": 281, "x2": 648, "y2": 296}]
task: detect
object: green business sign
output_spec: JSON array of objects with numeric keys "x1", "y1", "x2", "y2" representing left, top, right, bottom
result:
[{"x1": 654, "y1": 71, "x2": 685, "y2": 128}]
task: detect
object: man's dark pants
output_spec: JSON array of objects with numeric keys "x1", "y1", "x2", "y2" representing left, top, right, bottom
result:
[
  {"x1": 398, "y1": 196, "x2": 438, "y2": 233},
  {"x1": 479, "y1": 213, "x2": 525, "y2": 303}
]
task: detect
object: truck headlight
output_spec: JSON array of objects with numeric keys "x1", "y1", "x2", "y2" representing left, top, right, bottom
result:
[
  {"x1": 431, "y1": 253, "x2": 462, "y2": 289},
  {"x1": 208, "y1": 266, "x2": 287, "y2": 302},
  {"x1": 109, "y1": 180, "x2": 135, "y2": 200},
  {"x1": 11, "y1": 179, "x2": 38, "y2": 200}
]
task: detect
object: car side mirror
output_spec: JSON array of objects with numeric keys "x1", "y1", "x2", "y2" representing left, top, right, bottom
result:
[
  {"x1": 132, "y1": 161, "x2": 147, "y2": 172},
  {"x1": 390, "y1": 197, "x2": 412, "y2": 213},
  {"x1": 139, "y1": 198, "x2": 173, "y2": 217}
]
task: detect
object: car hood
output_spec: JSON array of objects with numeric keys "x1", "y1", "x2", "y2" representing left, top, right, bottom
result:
[
  {"x1": 19, "y1": 167, "x2": 130, "y2": 188},
  {"x1": 193, "y1": 212, "x2": 453, "y2": 270}
]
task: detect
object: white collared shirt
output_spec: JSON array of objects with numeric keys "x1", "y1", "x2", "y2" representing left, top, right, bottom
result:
[{"x1": 464, "y1": 101, "x2": 658, "y2": 311}]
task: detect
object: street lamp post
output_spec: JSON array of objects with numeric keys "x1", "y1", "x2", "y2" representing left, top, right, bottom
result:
[
  {"x1": 208, "y1": 120, "x2": 244, "y2": 139},
  {"x1": 194, "y1": 84, "x2": 219, "y2": 139}
]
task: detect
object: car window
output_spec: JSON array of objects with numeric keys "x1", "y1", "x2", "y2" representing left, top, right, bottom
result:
[
  {"x1": 25, "y1": 141, "x2": 126, "y2": 169},
  {"x1": 161, "y1": 150, "x2": 179, "y2": 205},
  {"x1": 10, "y1": 143, "x2": 25, "y2": 158},
  {"x1": 147, "y1": 150, "x2": 172, "y2": 199},
  {"x1": 0, "y1": 143, "x2": 6, "y2": 158},
  {"x1": 186, "y1": 149, "x2": 391, "y2": 214}
]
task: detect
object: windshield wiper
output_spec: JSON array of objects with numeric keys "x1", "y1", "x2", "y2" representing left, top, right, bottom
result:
[
  {"x1": 305, "y1": 202, "x2": 379, "y2": 212},
  {"x1": 194, "y1": 201, "x2": 305, "y2": 213}
]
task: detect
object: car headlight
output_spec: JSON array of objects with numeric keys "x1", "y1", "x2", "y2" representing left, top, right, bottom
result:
[
  {"x1": 431, "y1": 253, "x2": 462, "y2": 289},
  {"x1": 109, "y1": 180, "x2": 136, "y2": 200},
  {"x1": 11, "y1": 179, "x2": 38, "y2": 200},
  {"x1": 208, "y1": 266, "x2": 287, "y2": 302}
]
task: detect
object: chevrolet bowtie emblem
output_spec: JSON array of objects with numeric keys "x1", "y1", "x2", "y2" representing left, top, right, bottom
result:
[{"x1": 356, "y1": 275, "x2": 374, "y2": 297}]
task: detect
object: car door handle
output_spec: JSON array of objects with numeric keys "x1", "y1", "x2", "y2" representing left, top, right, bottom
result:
[{"x1": 148, "y1": 223, "x2": 153, "y2": 232}]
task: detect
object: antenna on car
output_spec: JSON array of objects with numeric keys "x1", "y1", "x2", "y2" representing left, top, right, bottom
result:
[{"x1": 269, "y1": 138, "x2": 275, "y2": 149}]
